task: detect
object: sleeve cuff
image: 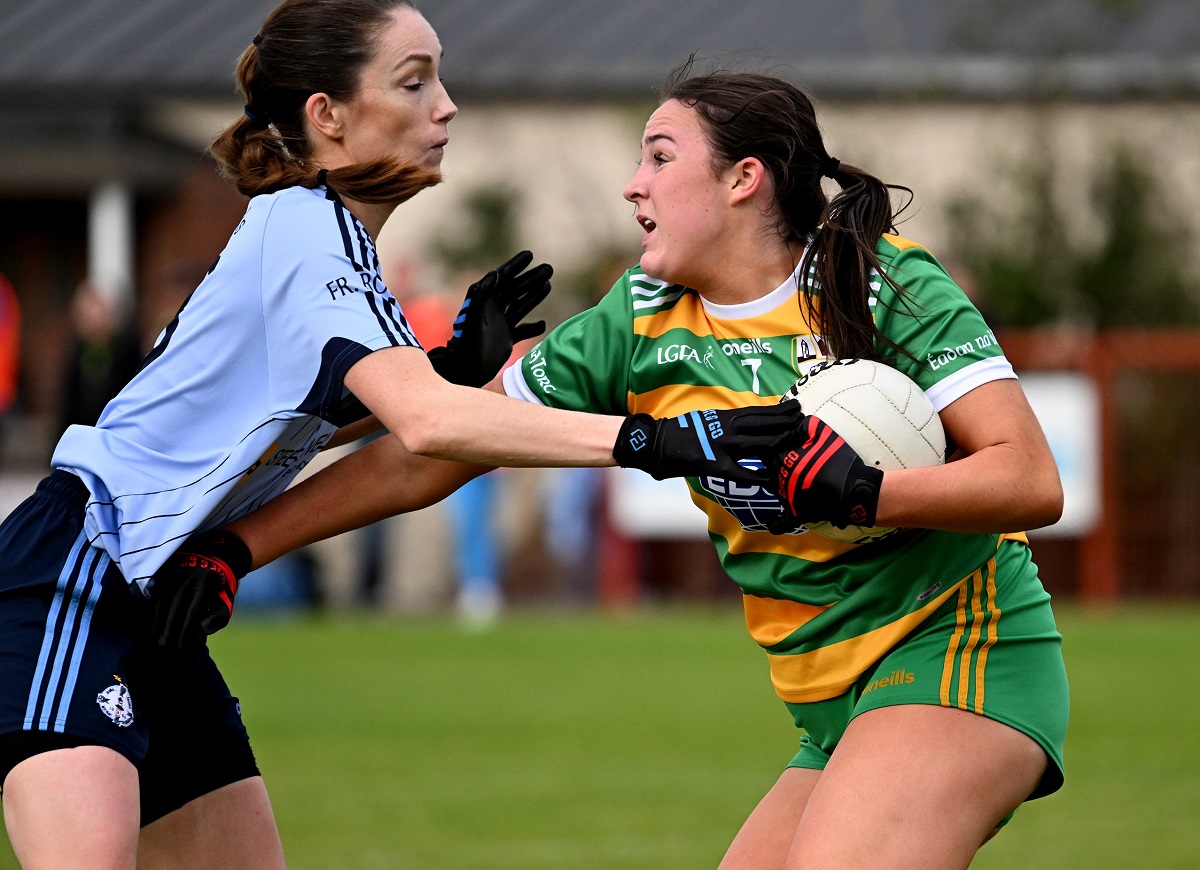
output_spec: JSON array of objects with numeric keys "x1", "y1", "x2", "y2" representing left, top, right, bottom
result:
[{"x1": 924, "y1": 356, "x2": 1017, "y2": 411}]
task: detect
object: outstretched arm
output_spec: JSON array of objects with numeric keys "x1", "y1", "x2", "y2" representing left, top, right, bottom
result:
[
  {"x1": 225, "y1": 433, "x2": 487, "y2": 569},
  {"x1": 153, "y1": 350, "x2": 803, "y2": 648}
]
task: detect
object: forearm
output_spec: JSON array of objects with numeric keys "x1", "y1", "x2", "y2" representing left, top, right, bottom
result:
[
  {"x1": 325, "y1": 414, "x2": 383, "y2": 450},
  {"x1": 225, "y1": 435, "x2": 484, "y2": 568},
  {"x1": 876, "y1": 444, "x2": 1063, "y2": 534},
  {"x1": 347, "y1": 347, "x2": 622, "y2": 467},
  {"x1": 402, "y1": 386, "x2": 621, "y2": 466}
]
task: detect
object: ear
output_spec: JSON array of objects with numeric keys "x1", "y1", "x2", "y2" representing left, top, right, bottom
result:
[
  {"x1": 727, "y1": 157, "x2": 768, "y2": 207},
  {"x1": 304, "y1": 92, "x2": 345, "y2": 142}
]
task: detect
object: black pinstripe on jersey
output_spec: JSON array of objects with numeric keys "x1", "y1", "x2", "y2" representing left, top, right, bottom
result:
[{"x1": 328, "y1": 191, "x2": 418, "y2": 347}]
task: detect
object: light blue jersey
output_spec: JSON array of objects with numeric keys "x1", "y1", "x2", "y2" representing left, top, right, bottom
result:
[{"x1": 53, "y1": 184, "x2": 419, "y2": 594}]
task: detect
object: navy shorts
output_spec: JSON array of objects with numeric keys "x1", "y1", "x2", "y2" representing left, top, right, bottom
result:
[{"x1": 0, "y1": 471, "x2": 260, "y2": 824}]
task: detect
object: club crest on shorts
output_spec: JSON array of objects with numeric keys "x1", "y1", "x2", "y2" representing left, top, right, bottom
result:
[{"x1": 97, "y1": 681, "x2": 134, "y2": 727}]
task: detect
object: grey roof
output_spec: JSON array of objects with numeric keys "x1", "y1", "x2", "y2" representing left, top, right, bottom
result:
[{"x1": 2, "y1": 0, "x2": 1199, "y2": 102}]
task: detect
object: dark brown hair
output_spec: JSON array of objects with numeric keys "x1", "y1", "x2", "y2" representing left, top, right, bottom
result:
[
  {"x1": 209, "y1": 0, "x2": 439, "y2": 204},
  {"x1": 660, "y1": 62, "x2": 915, "y2": 362}
]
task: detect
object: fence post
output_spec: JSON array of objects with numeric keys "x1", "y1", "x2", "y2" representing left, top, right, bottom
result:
[{"x1": 1078, "y1": 335, "x2": 1120, "y2": 600}]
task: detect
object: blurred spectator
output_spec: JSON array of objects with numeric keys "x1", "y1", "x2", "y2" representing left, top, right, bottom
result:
[
  {"x1": 0, "y1": 272, "x2": 18, "y2": 466},
  {"x1": 58, "y1": 281, "x2": 143, "y2": 437},
  {"x1": 445, "y1": 471, "x2": 504, "y2": 625},
  {"x1": 540, "y1": 465, "x2": 603, "y2": 603},
  {"x1": 406, "y1": 273, "x2": 508, "y2": 626}
]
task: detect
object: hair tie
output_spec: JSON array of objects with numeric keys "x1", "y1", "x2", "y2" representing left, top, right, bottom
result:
[
  {"x1": 317, "y1": 168, "x2": 329, "y2": 188},
  {"x1": 252, "y1": 34, "x2": 264, "y2": 46},
  {"x1": 822, "y1": 156, "x2": 842, "y2": 179},
  {"x1": 243, "y1": 105, "x2": 265, "y2": 124}
]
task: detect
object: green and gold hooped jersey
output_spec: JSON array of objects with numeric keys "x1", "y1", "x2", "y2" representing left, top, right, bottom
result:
[{"x1": 503, "y1": 234, "x2": 1026, "y2": 703}]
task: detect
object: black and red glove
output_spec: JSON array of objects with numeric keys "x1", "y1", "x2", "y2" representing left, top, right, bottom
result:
[
  {"x1": 766, "y1": 414, "x2": 884, "y2": 533},
  {"x1": 152, "y1": 529, "x2": 252, "y2": 649},
  {"x1": 613, "y1": 403, "x2": 805, "y2": 484},
  {"x1": 427, "y1": 250, "x2": 552, "y2": 387}
]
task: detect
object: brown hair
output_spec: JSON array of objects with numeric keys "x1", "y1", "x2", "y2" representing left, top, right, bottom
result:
[
  {"x1": 209, "y1": 0, "x2": 439, "y2": 204},
  {"x1": 660, "y1": 62, "x2": 916, "y2": 363}
]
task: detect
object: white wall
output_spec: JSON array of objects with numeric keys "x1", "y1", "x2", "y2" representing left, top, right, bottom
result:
[{"x1": 150, "y1": 97, "x2": 1200, "y2": 283}]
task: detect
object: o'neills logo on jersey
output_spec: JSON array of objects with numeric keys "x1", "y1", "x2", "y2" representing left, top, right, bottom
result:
[
  {"x1": 720, "y1": 338, "x2": 774, "y2": 357},
  {"x1": 656, "y1": 343, "x2": 716, "y2": 369},
  {"x1": 792, "y1": 334, "x2": 831, "y2": 375},
  {"x1": 527, "y1": 343, "x2": 556, "y2": 393},
  {"x1": 862, "y1": 669, "x2": 915, "y2": 695}
]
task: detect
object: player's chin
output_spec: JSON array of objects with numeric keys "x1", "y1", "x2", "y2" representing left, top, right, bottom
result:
[
  {"x1": 638, "y1": 251, "x2": 671, "y2": 282},
  {"x1": 398, "y1": 148, "x2": 444, "y2": 173}
]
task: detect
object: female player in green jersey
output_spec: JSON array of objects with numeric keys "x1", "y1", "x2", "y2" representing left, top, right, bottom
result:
[
  {"x1": 498, "y1": 64, "x2": 1069, "y2": 869},
  {"x1": 169, "y1": 63, "x2": 1069, "y2": 868}
]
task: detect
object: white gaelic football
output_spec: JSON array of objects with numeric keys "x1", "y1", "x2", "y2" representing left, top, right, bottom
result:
[{"x1": 780, "y1": 358, "x2": 946, "y2": 543}]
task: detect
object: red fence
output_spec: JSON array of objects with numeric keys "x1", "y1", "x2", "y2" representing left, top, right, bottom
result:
[{"x1": 1001, "y1": 329, "x2": 1200, "y2": 600}]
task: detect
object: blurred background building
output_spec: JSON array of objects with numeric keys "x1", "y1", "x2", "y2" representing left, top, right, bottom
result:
[{"x1": 1, "y1": 0, "x2": 1198, "y2": 609}]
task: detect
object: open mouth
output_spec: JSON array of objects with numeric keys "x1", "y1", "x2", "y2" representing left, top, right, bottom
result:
[{"x1": 638, "y1": 216, "x2": 656, "y2": 233}]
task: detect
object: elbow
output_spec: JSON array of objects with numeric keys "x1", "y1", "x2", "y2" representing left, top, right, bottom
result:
[
  {"x1": 393, "y1": 420, "x2": 446, "y2": 458},
  {"x1": 1025, "y1": 474, "x2": 1065, "y2": 531},
  {"x1": 396, "y1": 419, "x2": 435, "y2": 456},
  {"x1": 389, "y1": 409, "x2": 456, "y2": 458}
]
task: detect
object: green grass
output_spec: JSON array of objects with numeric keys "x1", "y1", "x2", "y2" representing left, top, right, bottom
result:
[{"x1": 1, "y1": 603, "x2": 1198, "y2": 868}]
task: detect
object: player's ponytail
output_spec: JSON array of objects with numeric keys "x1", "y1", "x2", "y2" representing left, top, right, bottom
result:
[
  {"x1": 802, "y1": 161, "x2": 915, "y2": 364},
  {"x1": 208, "y1": 0, "x2": 439, "y2": 205},
  {"x1": 660, "y1": 63, "x2": 915, "y2": 363}
]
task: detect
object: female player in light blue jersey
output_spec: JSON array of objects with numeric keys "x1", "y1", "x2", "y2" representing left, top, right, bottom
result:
[{"x1": 0, "y1": 3, "x2": 802, "y2": 866}]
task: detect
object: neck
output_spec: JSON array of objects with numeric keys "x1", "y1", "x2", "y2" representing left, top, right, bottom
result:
[
  {"x1": 694, "y1": 236, "x2": 804, "y2": 306},
  {"x1": 339, "y1": 197, "x2": 396, "y2": 240}
]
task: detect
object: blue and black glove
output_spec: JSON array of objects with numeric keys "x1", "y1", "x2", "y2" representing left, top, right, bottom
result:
[
  {"x1": 427, "y1": 250, "x2": 552, "y2": 387},
  {"x1": 152, "y1": 529, "x2": 252, "y2": 649},
  {"x1": 613, "y1": 404, "x2": 805, "y2": 484},
  {"x1": 766, "y1": 414, "x2": 884, "y2": 532}
]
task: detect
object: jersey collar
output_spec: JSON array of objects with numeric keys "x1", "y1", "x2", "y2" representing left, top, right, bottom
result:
[{"x1": 698, "y1": 240, "x2": 812, "y2": 321}]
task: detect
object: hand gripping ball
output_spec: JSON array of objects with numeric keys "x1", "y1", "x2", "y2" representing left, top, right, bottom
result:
[{"x1": 780, "y1": 359, "x2": 946, "y2": 543}]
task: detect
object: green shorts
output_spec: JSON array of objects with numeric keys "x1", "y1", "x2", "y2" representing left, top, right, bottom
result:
[{"x1": 784, "y1": 539, "x2": 1068, "y2": 801}]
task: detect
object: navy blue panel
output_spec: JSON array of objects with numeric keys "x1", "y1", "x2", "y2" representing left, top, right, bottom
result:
[{"x1": 297, "y1": 337, "x2": 374, "y2": 426}]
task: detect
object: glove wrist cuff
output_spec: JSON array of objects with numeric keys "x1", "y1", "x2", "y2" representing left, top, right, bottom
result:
[
  {"x1": 612, "y1": 414, "x2": 659, "y2": 473},
  {"x1": 841, "y1": 465, "x2": 884, "y2": 528},
  {"x1": 427, "y1": 346, "x2": 483, "y2": 388},
  {"x1": 182, "y1": 530, "x2": 252, "y2": 581}
]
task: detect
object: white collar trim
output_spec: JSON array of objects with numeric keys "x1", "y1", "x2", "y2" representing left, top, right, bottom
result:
[{"x1": 699, "y1": 260, "x2": 805, "y2": 321}]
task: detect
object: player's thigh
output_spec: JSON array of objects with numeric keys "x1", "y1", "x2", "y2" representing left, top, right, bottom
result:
[
  {"x1": 788, "y1": 704, "x2": 1045, "y2": 870},
  {"x1": 4, "y1": 745, "x2": 140, "y2": 870},
  {"x1": 718, "y1": 766, "x2": 820, "y2": 870},
  {"x1": 138, "y1": 776, "x2": 283, "y2": 870},
  {"x1": 133, "y1": 629, "x2": 262, "y2": 823}
]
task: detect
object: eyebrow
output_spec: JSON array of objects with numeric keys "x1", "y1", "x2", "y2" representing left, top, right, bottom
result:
[
  {"x1": 644, "y1": 133, "x2": 675, "y2": 147},
  {"x1": 394, "y1": 51, "x2": 442, "y2": 71}
]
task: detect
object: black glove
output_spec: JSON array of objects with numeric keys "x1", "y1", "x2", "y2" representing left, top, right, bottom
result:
[
  {"x1": 427, "y1": 250, "x2": 552, "y2": 387},
  {"x1": 613, "y1": 404, "x2": 805, "y2": 484},
  {"x1": 766, "y1": 414, "x2": 884, "y2": 533},
  {"x1": 152, "y1": 529, "x2": 252, "y2": 649}
]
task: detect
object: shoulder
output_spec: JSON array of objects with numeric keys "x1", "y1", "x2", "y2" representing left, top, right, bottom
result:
[
  {"x1": 251, "y1": 185, "x2": 337, "y2": 231},
  {"x1": 876, "y1": 233, "x2": 935, "y2": 266},
  {"x1": 247, "y1": 186, "x2": 357, "y2": 264},
  {"x1": 619, "y1": 265, "x2": 691, "y2": 317},
  {"x1": 873, "y1": 233, "x2": 961, "y2": 294}
]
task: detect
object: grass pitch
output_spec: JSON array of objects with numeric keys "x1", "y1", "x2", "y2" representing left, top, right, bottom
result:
[{"x1": 1, "y1": 603, "x2": 1197, "y2": 868}]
